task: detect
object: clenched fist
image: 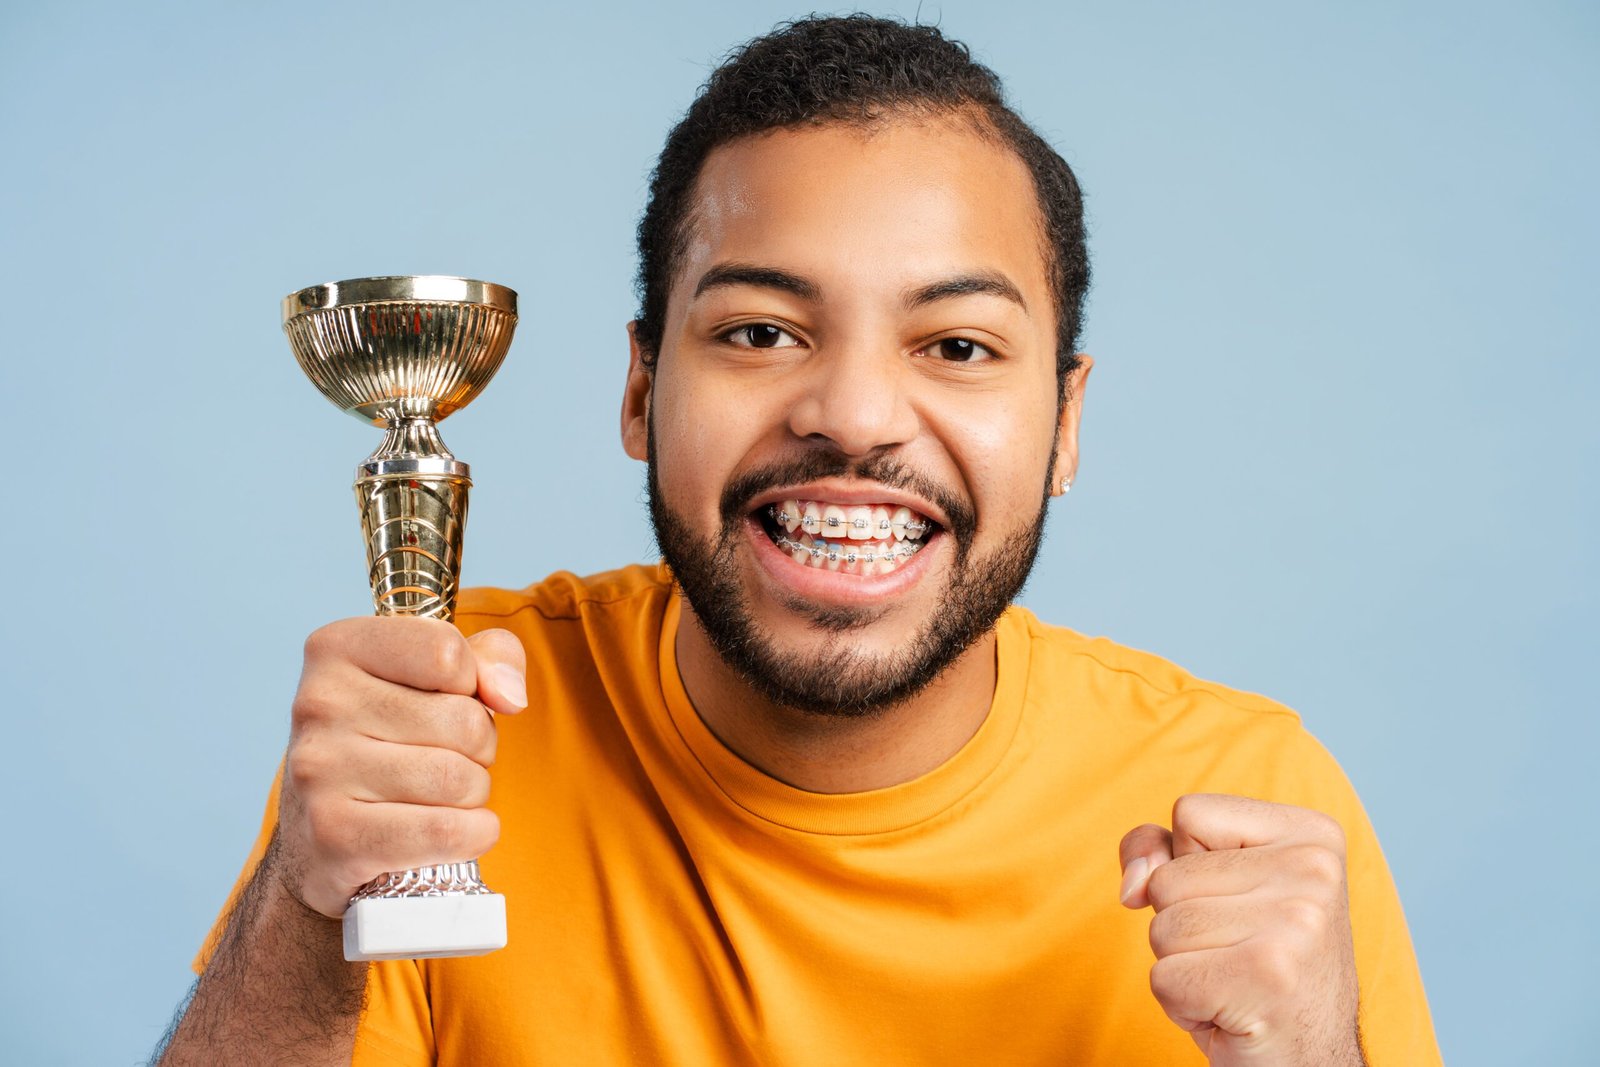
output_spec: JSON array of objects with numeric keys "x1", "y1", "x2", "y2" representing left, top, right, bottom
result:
[
  {"x1": 274, "y1": 617, "x2": 527, "y2": 919},
  {"x1": 1119, "y1": 794, "x2": 1364, "y2": 1067}
]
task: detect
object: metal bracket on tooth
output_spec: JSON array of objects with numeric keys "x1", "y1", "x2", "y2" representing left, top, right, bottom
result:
[
  {"x1": 773, "y1": 535, "x2": 924, "y2": 563},
  {"x1": 769, "y1": 505, "x2": 930, "y2": 536}
]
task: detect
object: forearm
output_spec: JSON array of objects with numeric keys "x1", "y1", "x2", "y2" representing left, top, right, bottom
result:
[{"x1": 159, "y1": 837, "x2": 368, "y2": 1066}]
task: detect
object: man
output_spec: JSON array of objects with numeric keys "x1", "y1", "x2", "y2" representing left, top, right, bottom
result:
[{"x1": 161, "y1": 15, "x2": 1439, "y2": 1065}]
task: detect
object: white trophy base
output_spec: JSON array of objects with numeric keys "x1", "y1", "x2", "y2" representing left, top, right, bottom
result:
[{"x1": 342, "y1": 893, "x2": 507, "y2": 962}]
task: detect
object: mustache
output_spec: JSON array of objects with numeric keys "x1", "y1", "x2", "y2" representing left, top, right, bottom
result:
[{"x1": 719, "y1": 450, "x2": 977, "y2": 544}]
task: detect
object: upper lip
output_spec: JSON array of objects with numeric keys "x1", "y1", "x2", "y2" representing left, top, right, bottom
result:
[{"x1": 746, "y1": 480, "x2": 950, "y2": 530}]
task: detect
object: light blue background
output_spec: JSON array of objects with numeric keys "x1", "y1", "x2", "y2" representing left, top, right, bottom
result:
[{"x1": 2, "y1": 1, "x2": 1594, "y2": 1063}]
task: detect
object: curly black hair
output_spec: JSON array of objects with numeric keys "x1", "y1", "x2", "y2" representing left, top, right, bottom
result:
[{"x1": 633, "y1": 14, "x2": 1089, "y2": 397}]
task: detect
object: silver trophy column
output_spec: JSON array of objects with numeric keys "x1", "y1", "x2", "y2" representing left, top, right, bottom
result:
[{"x1": 282, "y1": 275, "x2": 516, "y2": 961}]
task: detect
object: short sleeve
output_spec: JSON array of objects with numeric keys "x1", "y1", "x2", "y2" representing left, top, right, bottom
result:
[{"x1": 1276, "y1": 731, "x2": 1442, "y2": 1065}]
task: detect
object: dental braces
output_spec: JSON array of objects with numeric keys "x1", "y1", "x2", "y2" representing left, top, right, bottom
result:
[
  {"x1": 769, "y1": 505, "x2": 931, "y2": 537},
  {"x1": 773, "y1": 535, "x2": 926, "y2": 564}
]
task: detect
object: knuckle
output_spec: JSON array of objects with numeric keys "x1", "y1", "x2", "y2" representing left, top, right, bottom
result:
[
  {"x1": 1145, "y1": 861, "x2": 1177, "y2": 910},
  {"x1": 470, "y1": 626, "x2": 522, "y2": 663},
  {"x1": 1148, "y1": 908, "x2": 1176, "y2": 956},
  {"x1": 477, "y1": 719, "x2": 499, "y2": 766},
  {"x1": 449, "y1": 694, "x2": 493, "y2": 748},
  {"x1": 302, "y1": 618, "x2": 363, "y2": 666},
  {"x1": 1318, "y1": 812, "x2": 1348, "y2": 854},
  {"x1": 1296, "y1": 843, "x2": 1345, "y2": 885},
  {"x1": 302, "y1": 623, "x2": 339, "y2": 663},
  {"x1": 1148, "y1": 956, "x2": 1184, "y2": 1002},
  {"x1": 429, "y1": 628, "x2": 469, "y2": 684},
  {"x1": 290, "y1": 685, "x2": 338, "y2": 728},
  {"x1": 1244, "y1": 938, "x2": 1300, "y2": 998},
  {"x1": 1281, "y1": 897, "x2": 1328, "y2": 939},
  {"x1": 285, "y1": 742, "x2": 323, "y2": 793}
]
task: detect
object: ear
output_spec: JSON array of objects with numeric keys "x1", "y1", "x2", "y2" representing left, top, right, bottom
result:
[
  {"x1": 621, "y1": 321, "x2": 653, "y2": 461},
  {"x1": 1050, "y1": 355, "x2": 1094, "y2": 494}
]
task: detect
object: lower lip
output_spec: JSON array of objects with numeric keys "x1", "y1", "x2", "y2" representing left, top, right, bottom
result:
[{"x1": 743, "y1": 514, "x2": 941, "y2": 606}]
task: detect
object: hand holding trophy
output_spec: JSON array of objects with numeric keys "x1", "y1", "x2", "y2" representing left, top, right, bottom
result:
[{"x1": 282, "y1": 276, "x2": 517, "y2": 962}]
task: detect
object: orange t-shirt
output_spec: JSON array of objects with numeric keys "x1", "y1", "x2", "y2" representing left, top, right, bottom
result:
[{"x1": 201, "y1": 563, "x2": 1439, "y2": 1064}]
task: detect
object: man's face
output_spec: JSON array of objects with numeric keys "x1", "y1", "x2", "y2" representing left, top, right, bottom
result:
[{"x1": 623, "y1": 114, "x2": 1087, "y2": 715}]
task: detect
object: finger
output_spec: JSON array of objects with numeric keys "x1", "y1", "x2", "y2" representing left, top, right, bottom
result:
[
  {"x1": 1148, "y1": 941, "x2": 1292, "y2": 1040},
  {"x1": 343, "y1": 689, "x2": 497, "y2": 765},
  {"x1": 1148, "y1": 894, "x2": 1266, "y2": 958},
  {"x1": 340, "y1": 742, "x2": 493, "y2": 809},
  {"x1": 468, "y1": 628, "x2": 528, "y2": 714},
  {"x1": 1170, "y1": 793, "x2": 1346, "y2": 859},
  {"x1": 291, "y1": 682, "x2": 496, "y2": 765},
  {"x1": 1119, "y1": 823, "x2": 1174, "y2": 908},
  {"x1": 304, "y1": 615, "x2": 479, "y2": 695},
  {"x1": 1146, "y1": 843, "x2": 1346, "y2": 913},
  {"x1": 321, "y1": 801, "x2": 502, "y2": 881}
]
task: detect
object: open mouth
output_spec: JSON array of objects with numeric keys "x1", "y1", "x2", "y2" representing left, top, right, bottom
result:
[{"x1": 754, "y1": 499, "x2": 940, "y2": 576}]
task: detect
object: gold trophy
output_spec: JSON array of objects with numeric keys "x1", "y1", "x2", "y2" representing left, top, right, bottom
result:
[{"x1": 282, "y1": 275, "x2": 516, "y2": 961}]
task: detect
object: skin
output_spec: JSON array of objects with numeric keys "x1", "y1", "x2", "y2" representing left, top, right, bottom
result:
[
  {"x1": 159, "y1": 113, "x2": 1363, "y2": 1065},
  {"x1": 1120, "y1": 796, "x2": 1366, "y2": 1066},
  {"x1": 621, "y1": 117, "x2": 1086, "y2": 792}
]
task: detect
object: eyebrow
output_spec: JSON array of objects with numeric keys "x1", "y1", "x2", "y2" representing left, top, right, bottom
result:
[
  {"x1": 904, "y1": 271, "x2": 1028, "y2": 315},
  {"x1": 692, "y1": 262, "x2": 1028, "y2": 316},
  {"x1": 693, "y1": 263, "x2": 821, "y2": 302}
]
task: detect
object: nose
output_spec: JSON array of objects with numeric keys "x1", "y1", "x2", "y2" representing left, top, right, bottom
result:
[{"x1": 785, "y1": 342, "x2": 919, "y2": 457}]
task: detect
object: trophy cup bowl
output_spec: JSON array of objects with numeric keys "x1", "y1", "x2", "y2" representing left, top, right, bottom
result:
[{"x1": 283, "y1": 275, "x2": 516, "y2": 961}]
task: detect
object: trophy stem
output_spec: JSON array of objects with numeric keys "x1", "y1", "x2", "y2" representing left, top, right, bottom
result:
[{"x1": 356, "y1": 468, "x2": 469, "y2": 621}]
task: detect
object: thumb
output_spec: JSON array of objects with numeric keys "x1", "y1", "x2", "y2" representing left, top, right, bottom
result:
[
  {"x1": 1118, "y1": 823, "x2": 1174, "y2": 909},
  {"x1": 467, "y1": 628, "x2": 528, "y2": 715}
]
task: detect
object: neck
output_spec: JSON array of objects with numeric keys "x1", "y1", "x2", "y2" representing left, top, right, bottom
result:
[{"x1": 673, "y1": 609, "x2": 998, "y2": 794}]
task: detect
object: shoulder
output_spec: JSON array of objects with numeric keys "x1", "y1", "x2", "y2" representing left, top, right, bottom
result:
[
  {"x1": 1006, "y1": 607, "x2": 1350, "y2": 807},
  {"x1": 1010, "y1": 606, "x2": 1301, "y2": 727}
]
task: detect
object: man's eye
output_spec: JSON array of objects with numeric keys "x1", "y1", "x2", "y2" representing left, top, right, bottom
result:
[
  {"x1": 926, "y1": 337, "x2": 995, "y2": 363},
  {"x1": 723, "y1": 323, "x2": 800, "y2": 349}
]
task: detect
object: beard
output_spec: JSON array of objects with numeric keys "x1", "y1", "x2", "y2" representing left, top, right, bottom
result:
[{"x1": 647, "y1": 423, "x2": 1052, "y2": 719}]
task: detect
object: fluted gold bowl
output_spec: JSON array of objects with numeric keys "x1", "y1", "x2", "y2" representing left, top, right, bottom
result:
[{"x1": 282, "y1": 275, "x2": 516, "y2": 425}]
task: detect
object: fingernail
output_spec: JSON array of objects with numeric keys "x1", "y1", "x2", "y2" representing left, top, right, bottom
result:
[
  {"x1": 487, "y1": 664, "x2": 527, "y2": 710},
  {"x1": 1119, "y1": 856, "x2": 1148, "y2": 905}
]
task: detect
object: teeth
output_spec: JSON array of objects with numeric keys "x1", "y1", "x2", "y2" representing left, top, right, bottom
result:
[
  {"x1": 765, "y1": 497, "x2": 934, "y2": 570},
  {"x1": 772, "y1": 532, "x2": 924, "y2": 576},
  {"x1": 770, "y1": 500, "x2": 932, "y2": 538},
  {"x1": 891, "y1": 506, "x2": 911, "y2": 541},
  {"x1": 846, "y1": 506, "x2": 873, "y2": 540}
]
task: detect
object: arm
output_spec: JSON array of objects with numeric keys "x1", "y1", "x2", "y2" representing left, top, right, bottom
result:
[
  {"x1": 157, "y1": 618, "x2": 528, "y2": 1065},
  {"x1": 157, "y1": 835, "x2": 366, "y2": 1065}
]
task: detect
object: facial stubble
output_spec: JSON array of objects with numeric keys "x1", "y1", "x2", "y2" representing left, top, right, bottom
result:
[{"x1": 646, "y1": 404, "x2": 1053, "y2": 719}]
